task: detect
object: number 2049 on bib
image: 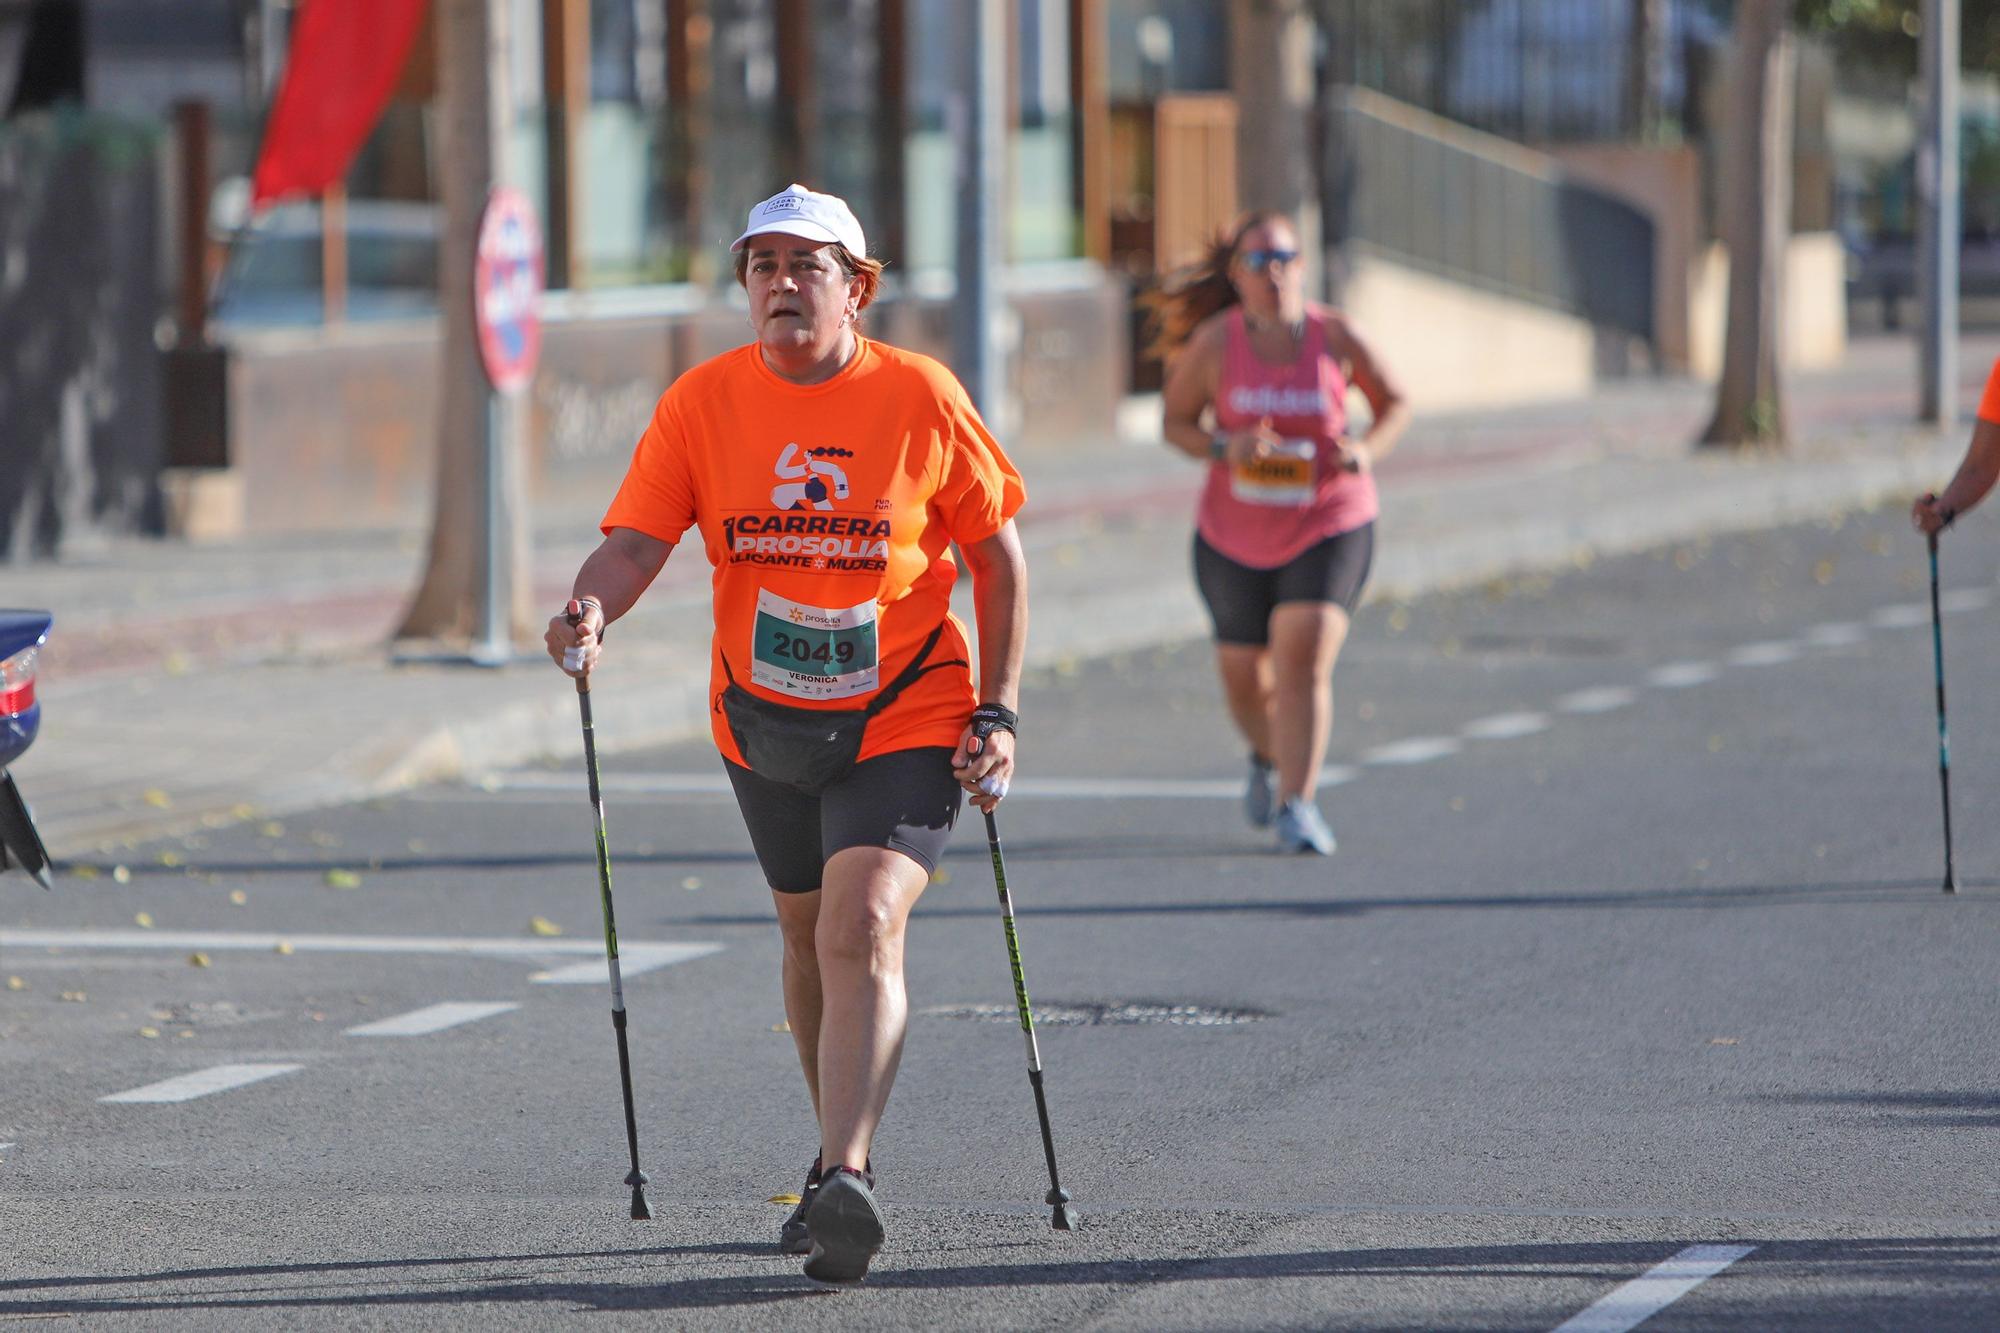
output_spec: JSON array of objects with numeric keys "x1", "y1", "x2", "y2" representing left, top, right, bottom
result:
[{"x1": 750, "y1": 590, "x2": 881, "y2": 701}]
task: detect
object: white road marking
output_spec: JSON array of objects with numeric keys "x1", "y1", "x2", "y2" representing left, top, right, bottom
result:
[
  {"x1": 1725, "y1": 640, "x2": 1798, "y2": 667},
  {"x1": 472, "y1": 772, "x2": 1361, "y2": 800},
  {"x1": 1552, "y1": 1243, "x2": 1756, "y2": 1333},
  {"x1": 1555, "y1": 687, "x2": 1637, "y2": 714},
  {"x1": 1645, "y1": 662, "x2": 1718, "y2": 688},
  {"x1": 99, "y1": 1064, "x2": 302, "y2": 1105},
  {"x1": 1940, "y1": 587, "x2": 1992, "y2": 613},
  {"x1": 1870, "y1": 603, "x2": 1930, "y2": 629},
  {"x1": 345, "y1": 1001, "x2": 519, "y2": 1037},
  {"x1": 531, "y1": 945, "x2": 718, "y2": 984},
  {"x1": 1360, "y1": 737, "x2": 1462, "y2": 765},
  {"x1": 0, "y1": 930, "x2": 721, "y2": 982},
  {"x1": 1460, "y1": 712, "x2": 1550, "y2": 741},
  {"x1": 1804, "y1": 621, "x2": 1866, "y2": 647}
]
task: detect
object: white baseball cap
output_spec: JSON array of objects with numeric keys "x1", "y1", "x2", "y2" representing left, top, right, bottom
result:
[{"x1": 731, "y1": 183, "x2": 866, "y2": 256}]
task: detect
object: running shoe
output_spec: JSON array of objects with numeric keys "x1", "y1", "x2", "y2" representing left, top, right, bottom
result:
[
  {"x1": 1244, "y1": 753, "x2": 1276, "y2": 828},
  {"x1": 778, "y1": 1156, "x2": 822, "y2": 1255},
  {"x1": 801, "y1": 1165, "x2": 886, "y2": 1285},
  {"x1": 1274, "y1": 797, "x2": 1336, "y2": 855}
]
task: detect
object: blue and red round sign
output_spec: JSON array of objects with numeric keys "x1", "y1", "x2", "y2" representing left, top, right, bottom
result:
[{"x1": 474, "y1": 187, "x2": 544, "y2": 394}]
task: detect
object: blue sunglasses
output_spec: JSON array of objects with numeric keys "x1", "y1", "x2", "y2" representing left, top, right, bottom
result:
[{"x1": 1238, "y1": 248, "x2": 1300, "y2": 273}]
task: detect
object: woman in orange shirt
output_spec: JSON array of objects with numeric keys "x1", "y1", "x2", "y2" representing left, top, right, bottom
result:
[
  {"x1": 1912, "y1": 358, "x2": 2000, "y2": 534},
  {"x1": 545, "y1": 185, "x2": 1028, "y2": 1285}
]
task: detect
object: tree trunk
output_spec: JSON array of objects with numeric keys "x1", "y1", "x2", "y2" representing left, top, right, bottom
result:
[
  {"x1": 1702, "y1": 0, "x2": 1794, "y2": 449},
  {"x1": 395, "y1": 0, "x2": 533, "y2": 644},
  {"x1": 1230, "y1": 0, "x2": 1320, "y2": 297}
]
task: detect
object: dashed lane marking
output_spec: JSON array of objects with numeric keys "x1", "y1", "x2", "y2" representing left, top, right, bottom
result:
[
  {"x1": 1360, "y1": 737, "x2": 1462, "y2": 765},
  {"x1": 345, "y1": 1002, "x2": 520, "y2": 1037},
  {"x1": 99, "y1": 1064, "x2": 302, "y2": 1105},
  {"x1": 1869, "y1": 603, "x2": 1930, "y2": 629},
  {"x1": 468, "y1": 773, "x2": 1361, "y2": 800},
  {"x1": 1645, "y1": 662, "x2": 1718, "y2": 688},
  {"x1": 0, "y1": 930, "x2": 720, "y2": 983},
  {"x1": 1555, "y1": 686, "x2": 1637, "y2": 714},
  {"x1": 1725, "y1": 640, "x2": 1799, "y2": 667},
  {"x1": 1805, "y1": 621, "x2": 1867, "y2": 647},
  {"x1": 1460, "y1": 712, "x2": 1551, "y2": 741},
  {"x1": 1551, "y1": 1243, "x2": 1756, "y2": 1333}
]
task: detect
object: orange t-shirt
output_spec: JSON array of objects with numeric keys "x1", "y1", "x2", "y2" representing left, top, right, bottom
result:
[
  {"x1": 1981, "y1": 357, "x2": 2000, "y2": 424},
  {"x1": 602, "y1": 337, "x2": 1026, "y2": 767}
]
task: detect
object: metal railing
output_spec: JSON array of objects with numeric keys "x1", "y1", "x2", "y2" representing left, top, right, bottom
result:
[{"x1": 1326, "y1": 87, "x2": 1655, "y2": 344}]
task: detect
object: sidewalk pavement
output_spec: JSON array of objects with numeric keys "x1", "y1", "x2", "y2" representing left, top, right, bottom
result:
[{"x1": 10, "y1": 333, "x2": 1999, "y2": 860}]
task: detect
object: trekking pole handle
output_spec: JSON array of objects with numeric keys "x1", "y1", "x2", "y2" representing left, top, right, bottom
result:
[{"x1": 565, "y1": 604, "x2": 592, "y2": 694}]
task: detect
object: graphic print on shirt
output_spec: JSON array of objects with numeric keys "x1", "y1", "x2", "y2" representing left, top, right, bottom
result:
[
  {"x1": 771, "y1": 443, "x2": 852, "y2": 510},
  {"x1": 723, "y1": 442, "x2": 891, "y2": 574}
]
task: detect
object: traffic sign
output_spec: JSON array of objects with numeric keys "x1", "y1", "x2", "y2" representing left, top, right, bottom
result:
[{"x1": 473, "y1": 187, "x2": 543, "y2": 394}]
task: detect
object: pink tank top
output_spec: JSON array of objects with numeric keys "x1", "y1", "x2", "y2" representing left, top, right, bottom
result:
[{"x1": 1199, "y1": 305, "x2": 1379, "y2": 569}]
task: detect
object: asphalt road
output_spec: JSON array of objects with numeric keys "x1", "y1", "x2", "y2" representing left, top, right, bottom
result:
[{"x1": 4, "y1": 501, "x2": 2000, "y2": 1329}]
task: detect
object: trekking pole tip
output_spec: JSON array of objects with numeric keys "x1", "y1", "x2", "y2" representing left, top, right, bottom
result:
[
  {"x1": 628, "y1": 1169, "x2": 654, "y2": 1219},
  {"x1": 1047, "y1": 1188, "x2": 1074, "y2": 1230}
]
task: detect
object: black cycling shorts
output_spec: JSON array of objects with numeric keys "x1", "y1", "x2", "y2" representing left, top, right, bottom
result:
[
  {"x1": 1193, "y1": 522, "x2": 1376, "y2": 647},
  {"x1": 724, "y1": 746, "x2": 963, "y2": 894}
]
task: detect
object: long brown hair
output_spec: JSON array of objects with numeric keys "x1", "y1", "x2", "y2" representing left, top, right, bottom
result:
[{"x1": 1139, "y1": 210, "x2": 1295, "y2": 361}]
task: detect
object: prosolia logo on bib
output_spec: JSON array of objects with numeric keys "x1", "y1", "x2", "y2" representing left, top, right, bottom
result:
[{"x1": 722, "y1": 442, "x2": 892, "y2": 573}]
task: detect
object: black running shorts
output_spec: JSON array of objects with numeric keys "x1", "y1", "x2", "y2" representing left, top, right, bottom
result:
[
  {"x1": 724, "y1": 746, "x2": 964, "y2": 894},
  {"x1": 1193, "y1": 522, "x2": 1376, "y2": 647}
]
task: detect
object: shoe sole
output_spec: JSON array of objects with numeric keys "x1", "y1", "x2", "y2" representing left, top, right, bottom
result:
[{"x1": 801, "y1": 1177, "x2": 886, "y2": 1284}]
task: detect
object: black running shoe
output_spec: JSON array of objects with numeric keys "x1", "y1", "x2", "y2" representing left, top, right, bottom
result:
[
  {"x1": 779, "y1": 1156, "x2": 823, "y2": 1255},
  {"x1": 801, "y1": 1165, "x2": 885, "y2": 1285}
]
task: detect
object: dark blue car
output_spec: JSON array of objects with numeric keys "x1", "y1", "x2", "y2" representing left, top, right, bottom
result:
[{"x1": 1, "y1": 610, "x2": 53, "y2": 887}]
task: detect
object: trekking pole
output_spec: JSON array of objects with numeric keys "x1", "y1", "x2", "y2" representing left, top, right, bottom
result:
[
  {"x1": 1926, "y1": 530, "x2": 1961, "y2": 894},
  {"x1": 567, "y1": 614, "x2": 654, "y2": 1218},
  {"x1": 981, "y1": 807, "x2": 1075, "y2": 1230}
]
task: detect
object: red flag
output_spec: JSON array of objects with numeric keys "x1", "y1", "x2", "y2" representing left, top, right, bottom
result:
[{"x1": 250, "y1": 0, "x2": 429, "y2": 211}]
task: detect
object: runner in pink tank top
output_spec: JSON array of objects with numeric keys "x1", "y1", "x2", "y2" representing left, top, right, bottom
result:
[
  {"x1": 1148, "y1": 211, "x2": 1410, "y2": 856},
  {"x1": 1201, "y1": 304, "x2": 1379, "y2": 568}
]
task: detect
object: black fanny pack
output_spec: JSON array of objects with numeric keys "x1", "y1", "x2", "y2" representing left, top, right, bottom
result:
[{"x1": 720, "y1": 622, "x2": 957, "y2": 794}]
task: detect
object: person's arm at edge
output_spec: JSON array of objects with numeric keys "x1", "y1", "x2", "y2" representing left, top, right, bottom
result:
[
  {"x1": 1329, "y1": 315, "x2": 1410, "y2": 471},
  {"x1": 1160, "y1": 320, "x2": 1232, "y2": 463},
  {"x1": 545, "y1": 527, "x2": 674, "y2": 676},
  {"x1": 952, "y1": 519, "x2": 1026, "y2": 812},
  {"x1": 1914, "y1": 416, "x2": 2000, "y2": 535}
]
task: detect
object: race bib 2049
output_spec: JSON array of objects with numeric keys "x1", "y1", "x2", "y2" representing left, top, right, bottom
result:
[{"x1": 750, "y1": 590, "x2": 880, "y2": 700}]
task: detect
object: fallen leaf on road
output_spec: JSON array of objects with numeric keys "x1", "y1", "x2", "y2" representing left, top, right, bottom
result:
[
  {"x1": 528, "y1": 917, "x2": 563, "y2": 937},
  {"x1": 771, "y1": 1021, "x2": 791, "y2": 1033},
  {"x1": 324, "y1": 869, "x2": 362, "y2": 890},
  {"x1": 6, "y1": 977, "x2": 25, "y2": 991},
  {"x1": 231, "y1": 804, "x2": 257, "y2": 820},
  {"x1": 134, "y1": 912, "x2": 154, "y2": 929},
  {"x1": 681, "y1": 876, "x2": 702, "y2": 891},
  {"x1": 70, "y1": 865, "x2": 99, "y2": 880},
  {"x1": 58, "y1": 991, "x2": 86, "y2": 1003},
  {"x1": 275, "y1": 941, "x2": 294, "y2": 956},
  {"x1": 930, "y1": 869, "x2": 951, "y2": 886},
  {"x1": 188, "y1": 953, "x2": 210, "y2": 968},
  {"x1": 1813, "y1": 559, "x2": 1835, "y2": 585},
  {"x1": 229, "y1": 890, "x2": 248, "y2": 906},
  {"x1": 138, "y1": 1027, "x2": 159, "y2": 1039},
  {"x1": 176, "y1": 1030, "x2": 195, "y2": 1039},
  {"x1": 112, "y1": 865, "x2": 132, "y2": 884},
  {"x1": 259, "y1": 821, "x2": 285, "y2": 838},
  {"x1": 769, "y1": 1193, "x2": 802, "y2": 1205},
  {"x1": 158, "y1": 851, "x2": 182, "y2": 868},
  {"x1": 1709, "y1": 1037, "x2": 1739, "y2": 1046},
  {"x1": 142, "y1": 789, "x2": 172, "y2": 809}
]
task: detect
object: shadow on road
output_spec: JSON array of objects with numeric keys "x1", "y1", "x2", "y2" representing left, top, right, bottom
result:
[{"x1": 2, "y1": 1233, "x2": 1997, "y2": 1317}]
